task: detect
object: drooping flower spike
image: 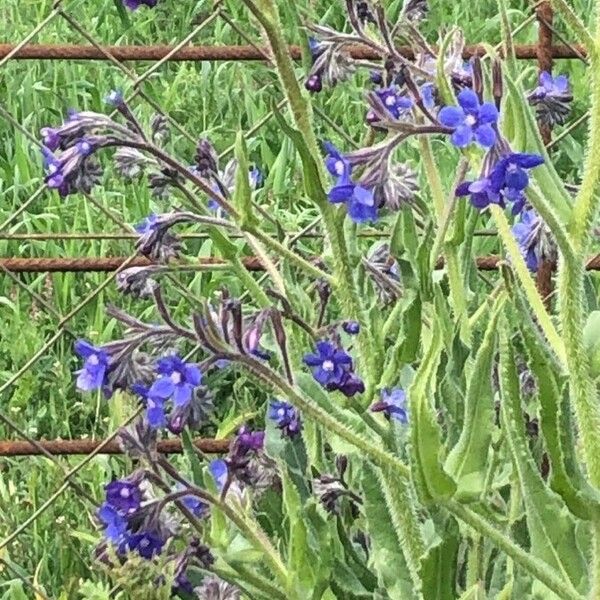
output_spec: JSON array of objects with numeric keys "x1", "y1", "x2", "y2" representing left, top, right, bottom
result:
[
  {"x1": 438, "y1": 89, "x2": 499, "y2": 148},
  {"x1": 512, "y1": 209, "x2": 542, "y2": 272}
]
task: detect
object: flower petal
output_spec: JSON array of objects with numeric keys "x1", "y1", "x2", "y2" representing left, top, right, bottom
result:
[
  {"x1": 474, "y1": 124, "x2": 496, "y2": 148},
  {"x1": 146, "y1": 399, "x2": 167, "y2": 428},
  {"x1": 303, "y1": 352, "x2": 323, "y2": 367},
  {"x1": 328, "y1": 182, "x2": 355, "y2": 203},
  {"x1": 438, "y1": 106, "x2": 465, "y2": 128},
  {"x1": 477, "y1": 103, "x2": 499, "y2": 124},
  {"x1": 149, "y1": 377, "x2": 174, "y2": 399},
  {"x1": 510, "y1": 153, "x2": 544, "y2": 169},
  {"x1": 451, "y1": 125, "x2": 474, "y2": 148},
  {"x1": 455, "y1": 181, "x2": 473, "y2": 197},
  {"x1": 74, "y1": 339, "x2": 97, "y2": 359},
  {"x1": 184, "y1": 364, "x2": 202, "y2": 386},
  {"x1": 352, "y1": 185, "x2": 375, "y2": 206},
  {"x1": 173, "y1": 384, "x2": 193, "y2": 408},
  {"x1": 457, "y1": 89, "x2": 480, "y2": 113},
  {"x1": 504, "y1": 167, "x2": 529, "y2": 191}
]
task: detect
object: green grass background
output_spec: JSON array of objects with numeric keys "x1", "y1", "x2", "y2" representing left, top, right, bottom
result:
[{"x1": 0, "y1": 0, "x2": 594, "y2": 595}]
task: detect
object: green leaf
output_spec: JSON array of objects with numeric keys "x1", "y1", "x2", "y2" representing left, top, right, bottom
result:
[
  {"x1": 361, "y1": 464, "x2": 415, "y2": 599},
  {"x1": 409, "y1": 315, "x2": 457, "y2": 502},
  {"x1": 181, "y1": 428, "x2": 205, "y2": 486},
  {"x1": 583, "y1": 311, "x2": 600, "y2": 378},
  {"x1": 233, "y1": 130, "x2": 258, "y2": 229},
  {"x1": 445, "y1": 293, "x2": 505, "y2": 498},
  {"x1": 498, "y1": 327, "x2": 588, "y2": 596},
  {"x1": 521, "y1": 322, "x2": 600, "y2": 520}
]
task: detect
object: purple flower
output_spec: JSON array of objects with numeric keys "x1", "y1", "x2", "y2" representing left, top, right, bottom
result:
[
  {"x1": 371, "y1": 388, "x2": 408, "y2": 423},
  {"x1": 375, "y1": 87, "x2": 413, "y2": 119},
  {"x1": 74, "y1": 339, "x2": 109, "y2": 392},
  {"x1": 512, "y1": 209, "x2": 542, "y2": 272},
  {"x1": 97, "y1": 503, "x2": 128, "y2": 542},
  {"x1": 342, "y1": 320, "x2": 360, "y2": 335},
  {"x1": 176, "y1": 486, "x2": 209, "y2": 518},
  {"x1": 337, "y1": 372, "x2": 365, "y2": 397},
  {"x1": 105, "y1": 89, "x2": 125, "y2": 107},
  {"x1": 124, "y1": 532, "x2": 165, "y2": 559},
  {"x1": 122, "y1": 0, "x2": 158, "y2": 10},
  {"x1": 268, "y1": 400, "x2": 302, "y2": 438},
  {"x1": 305, "y1": 74, "x2": 323, "y2": 93},
  {"x1": 134, "y1": 213, "x2": 158, "y2": 234},
  {"x1": 324, "y1": 142, "x2": 377, "y2": 223},
  {"x1": 235, "y1": 426, "x2": 265, "y2": 455},
  {"x1": 148, "y1": 355, "x2": 202, "y2": 411},
  {"x1": 209, "y1": 459, "x2": 228, "y2": 491},
  {"x1": 455, "y1": 177, "x2": 504, "y2": 211},
  {"x1": 438, "y1": 89, "x2": 499, "y2": 148},
  {"x1": 530, "y1": 71, "x2": 569, "y2": 101},
  {"x1": 41, "y1": 127, "x2": 60, "y2": 151},
  {"x1": 105, "y1": 479, "x2": 143, "y2": 514},
  {"x1": 303, "y1": 340, "x2": 352, "y2": 387}
]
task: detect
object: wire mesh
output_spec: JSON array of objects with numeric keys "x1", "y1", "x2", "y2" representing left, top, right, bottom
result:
[{"x1": 0, "y1": 0, "x2": 589, "y2": 593}]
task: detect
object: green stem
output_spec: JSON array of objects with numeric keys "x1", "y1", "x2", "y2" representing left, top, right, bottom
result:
[
  {"x1": 550, "y1": 0, "x2": 596, "y2": 50},
  {"x1": 490, "y1": 204, "x2": 567, "y2": 365},
  {"x1": 420, "y1": 137, "x2": 470, "y2": 337},
  {"x1": 231, "y1": 257, "x2": 271, "y2": 308},
  {"x1": 446, "y1": 501, "x2": 584, "y2": 600},
  {"x1": 248, "y1": 226, "x2": 333, "y2": 282},
  {"x1": 241, "y1": 0, "x2": 381, "y2": 395}
]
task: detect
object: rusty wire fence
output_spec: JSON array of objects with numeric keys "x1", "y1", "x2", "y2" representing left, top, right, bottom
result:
[{"x1": 0, "y1": 0, "x2": 592, "y2": 595}]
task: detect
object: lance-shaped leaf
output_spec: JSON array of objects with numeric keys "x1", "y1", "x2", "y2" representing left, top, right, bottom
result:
[
  {"x1": 445, "y1": 293, "x2": 505, "y2": 499},
  {"x1": 498, "y1": 327, "x2": 588, "y2": 596},
  {"x1": 520, "y1": 322, "x2": 600, "y2": 520},
  {"x1": 408, "y1": 313, "x2": 457, "y2": 502},
  {"x1": 233, "y1": 131, "x2": 258, "y2": 229},
  {"x1": 362, "y1": 463, "x2": 416, "y2": 599}
]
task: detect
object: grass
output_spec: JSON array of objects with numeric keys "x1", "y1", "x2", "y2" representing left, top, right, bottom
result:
[{"x1": 0, "y1": 0, "x2": 595, "y2": 595}]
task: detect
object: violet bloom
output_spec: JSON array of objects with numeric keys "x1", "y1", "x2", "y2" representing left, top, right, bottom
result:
[
  {"x1": 105, "y1": 89, "x2": 125, "y2": 107},
  {"x1": 148, "y1": 355, "x2": 202, "y2": 411},
  {"x1": 235, "y1": 426, "x2": 265, "y2": 455},
  {"x1": 375, "y1": 87, "x2": 413, "y2": 119},
  {"x1": 512, "y1": 209, "x2": 542, "y2": 272},
  {"x1": 268, "y1": 400, "x2": 302, "y2": 438},
  {"x1": 371, "y1": 388, "x2": 408, "y2": 423},
  {"x1": 438, "y1": 89, "x2": 499, "y2": 148},
  {"x1": 303, "y1": 340, "x2": 352, "y2": 387},
  {"x1": 529, "y1": 71, "x2": 570, "y2": 101},
  {"x1": 105, "y1": 479, "x2": 143, "y2": 514},
  {"x1": 455, "y1": 176, "x2": 504, "y2": 211},
  {"x1": 41, "y1": 127, "x2": 60, "y2": 151},
  {"x1": 122, "y1": 0, "x2": 158, "y2": 10},
  {"x1": 209, "y1": 459, "x2": 228, "y2": 491},
  {"x1": 74, "y1": 339, "x2": 109, "y2": 392},
  {"x1": 324, "y1": 142, "x2": 377, "y2": 223},
  {"x1": 97, "y1": 503, "x2": 128, "y2": 543},
  {"x1": 124, "y1": 532, "x2": 165, "y2": 559},
  {"x1": 337, "y1": 372, "x2": 365, "y2": 397},
  {"x1": 342, "y1": 320, "x2": 360, "y2": 335}
]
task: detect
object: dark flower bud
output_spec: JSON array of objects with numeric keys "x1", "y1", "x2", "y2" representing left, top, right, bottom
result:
[
  {"x1": 116, "y1": 267, "x2": 158, "y2": 299},
  {"x1": 337, "y1": 372, "x2": 365, "y2": 397},
  {"x1": 305, "y1": 74, "x2": 323, "y2": 93},
  {"x1": 492, "y1": 59, "x2": 503, "y2": 109},
  {"x1": 471, "y1": 56, "x2": 484, "y2": 101},
  {"x1": 370, "y1": 70, "x2": 384, "y2": 86},
  {"x1": 150, "y1": 114, "x2": 169, "y2": 145},
  {"x1": 114, "y1": 147, "x2": 149, "y2": 179},
  {"x1": 355, "y1": 1, "x2": 375, "y2": 23},
  {"x1": 336, "y1": 454, "x2": 348, "y2": 478},
  {"x1": 342, "y1": 320, "x2": 360, "y2": 335},
  {"x1": 195, "y1": 138, "x2": 219, "y2": 175},
  {"x1": 196, "y1": 576, "x2": 241, "y2": 600}
]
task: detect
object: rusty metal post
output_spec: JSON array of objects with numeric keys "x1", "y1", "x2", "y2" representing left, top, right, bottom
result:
[{"x1": 535, "y1": 1, "x2": 555, "y2": 309}]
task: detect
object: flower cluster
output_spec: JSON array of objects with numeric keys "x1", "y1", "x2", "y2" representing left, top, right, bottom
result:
[
  {"x1": 324, "y1": 142, "x2": 377, "y2": 223},
  {"x1": 456, "y1": 152, "x2": 544, "y2": 213},
  {"x1": 97, "y1": 476, "x2": 166, "y2": 559},
  {"x1": 268, "y1": 400, "x2": 302, "y2": 438},
  {"x1": 527, "y1": 71, "x2": 572, "y2": 126},
  {"x1": 303, "y1": 340, "x2": 364, "y2": 397}
]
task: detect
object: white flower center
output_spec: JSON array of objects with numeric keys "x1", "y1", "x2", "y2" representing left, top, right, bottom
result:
[
  {"x1": 385, "y1": 95, "x2": 397, "y2": 107},
  {"x1": 120, "y1": 488, "x2": 130, "y2": 498},
  {"x1": 79, "y1": 142, "x2": 90, "y2": 153},
  {"x1": 334, "y1": 160, "x2": 345, "y2": 176},
  {"x1": 88, "y1": 354, "x2": 99, "y2": 366},
  {"x1": 322, "y1": 359, "x2": 335, "y2": 371},
  {"x1": 139, "y1": 538, "x2": 150, "y2": 548},
  {"x1": 465, "y1": 115, "x2": 477, "y2": 126},
  {"x1": 277, "y1": 408, "x2": 286, "y2": 417},
  {"x1": 170, "y1": 371, "x2": 182, "y2": 384}
]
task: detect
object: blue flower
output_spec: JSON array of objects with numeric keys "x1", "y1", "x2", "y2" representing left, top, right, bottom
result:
[
  {"x1": 177, "y1": 486, "x2": 209, "y2": 518},
  {"x1": 512, "y1": 209, "x2": 541, "y2": 272},
  {"x1": 124, "y1": 532, "x2": 165, "y2": 559},
  {"x1": 40, "y1": 127, "x2": 60, "y2": 151},
  {"x1": 438, "y1": 89, "x2": 499, "y2": 148},
  {"x1": 342, "y1": 320, "x2": 360, "y2": 335},
  {"x1": 97, "y1": 503, "x2": 128, "y2": 543},
  {"x1": 74, "y1": 339, "x2": 109, "y2": 392},
  {"x1": 375, "y1": 87, "x2": 413, "y2": 119},
  {"x1": 337, "y1": 372, "x2": 365, "y2": 397},
  {"x1": 455, "y1": 177, "x2": 504, "y2": 211},
  {"x1": 268, "y1": 400, "x2": 302, "y2": 438},
  {"x1": 209, "y1": 459, "x2": 228, "y2": 491},
  {"x1": 530, "y1": 71, "x2": 569, "y2": 100},
  {"x1": 134, "y1": 213, "x2": 158, "y2": 234},
  {"x1": 323, "y1": 143, "x2": 377, "y2": 223},
  {"x1": 371, "y1": 388, "x2": 408, "y2": 423},
  {"x1": 148, "y1": 355, "x2": 202, "y2": 411},
  {"x1": 105, "y1": 479, "x2": 143, "y2": 514},
  {"x1": 303, "y1": 340, "x2": 352, "y2": 387},
  {"x1": 122, "y1": 0, "x2": 158, "y2": 10}
]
